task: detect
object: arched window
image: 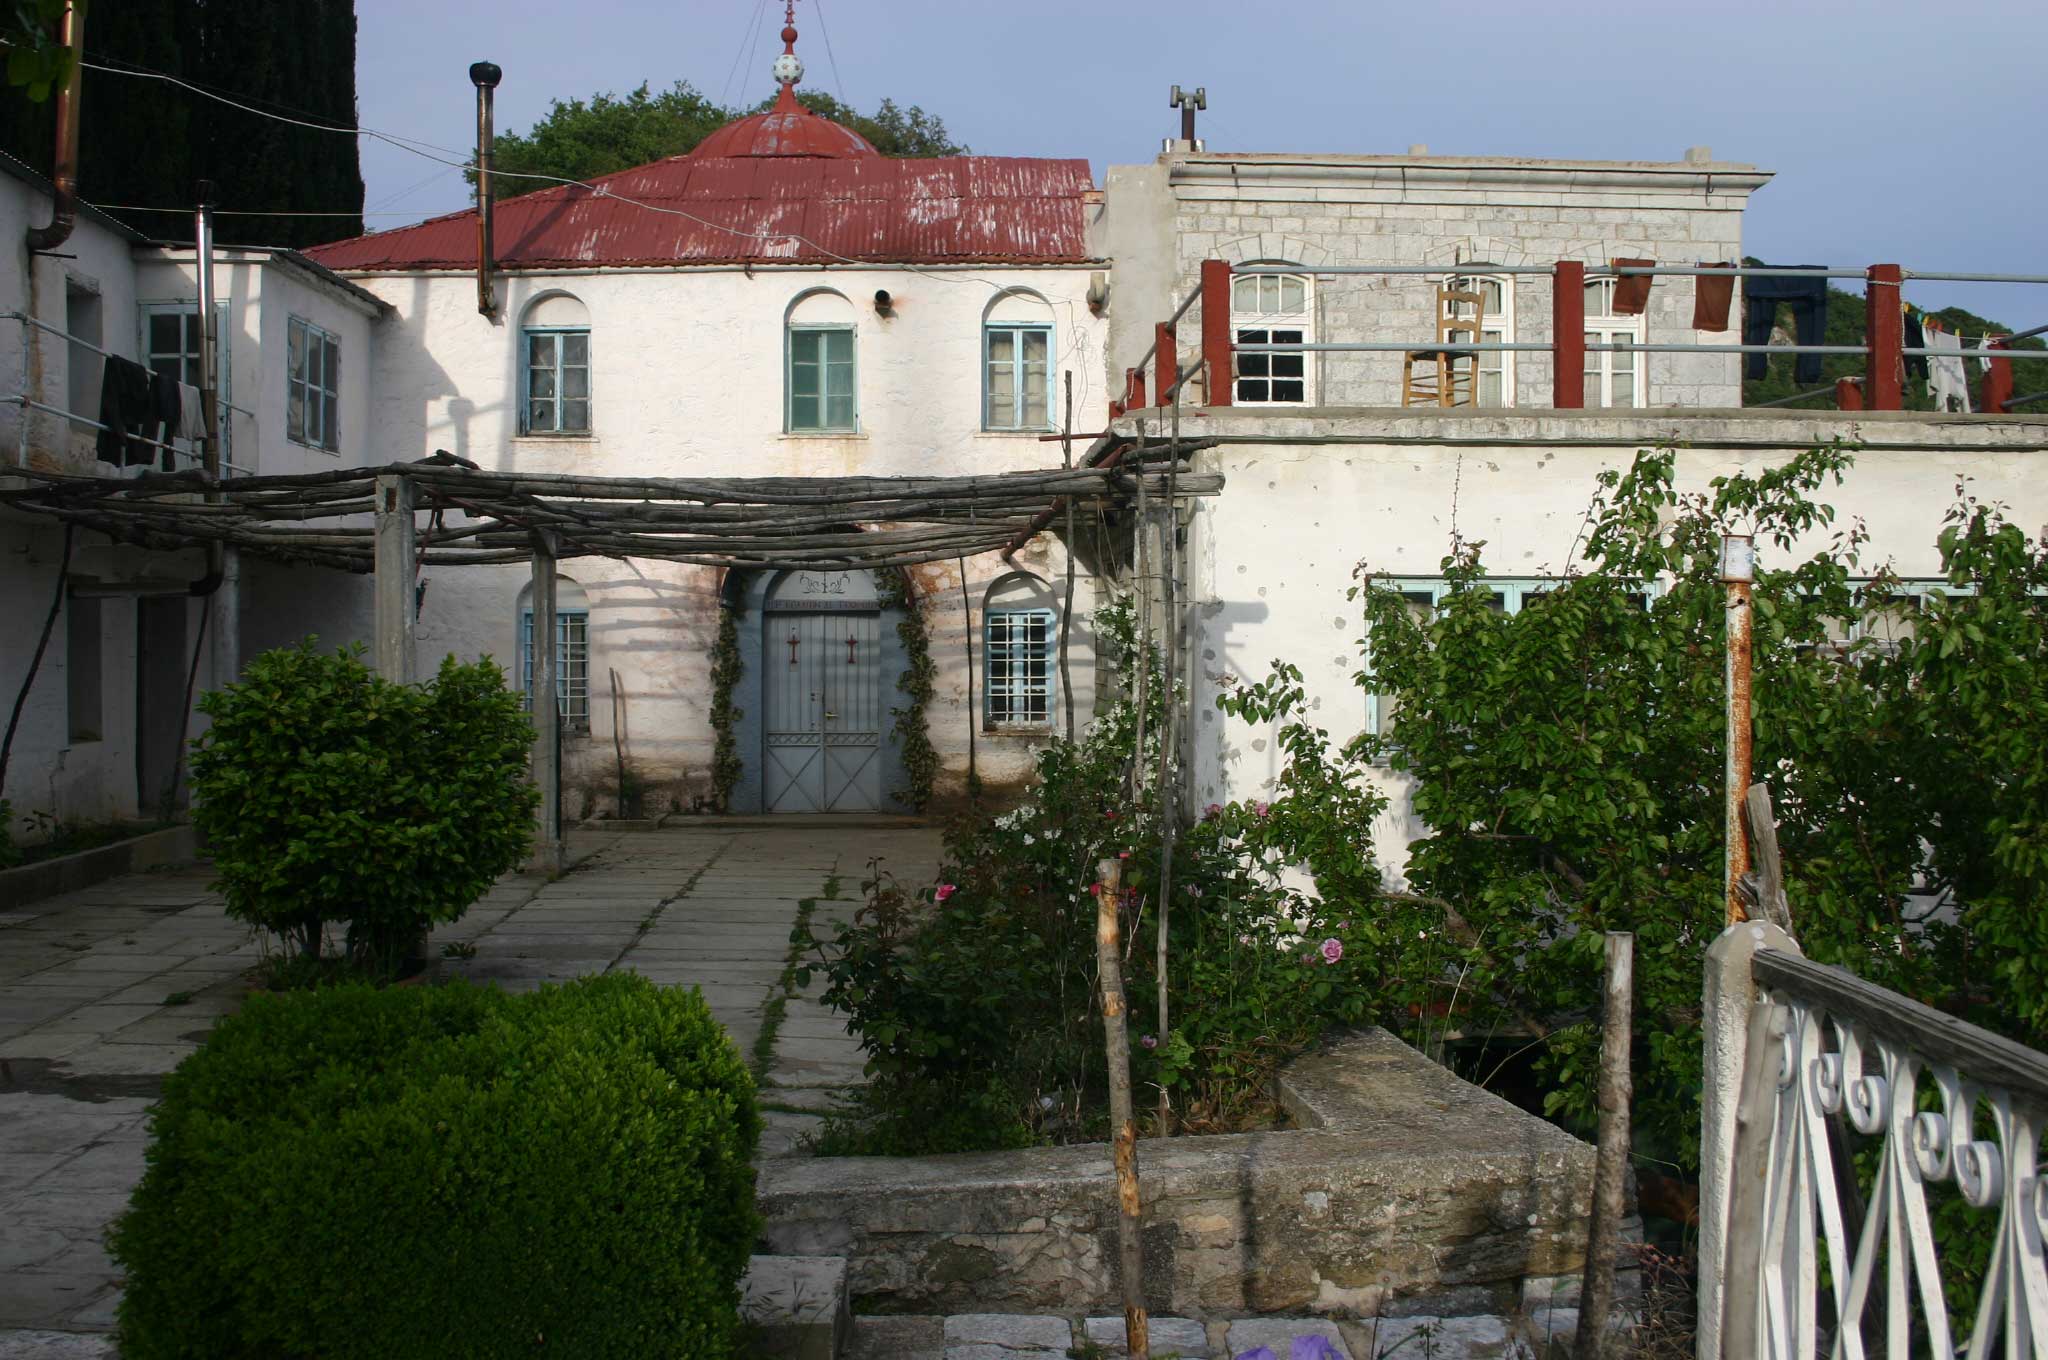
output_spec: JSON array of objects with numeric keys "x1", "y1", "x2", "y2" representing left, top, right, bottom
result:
[
  {"x1": 983, "y1": 289, "x2": 1054, "y2": 430},
  {"x1": 1230, "y1": 265, "x2": 1313, "y2": 404},
  {"x1": 786, "y1": 290, "x2": 857, "y2": 433},
  {"x1": 983, "y1": 572, "x2": 1057, "y2": 729},
  {"x1": 521, "y1": 293, "x2": 591, "y2": 435},
  {"x1": 1443, "y1": 271, "x2": 1513, "y2": 406},
  {"x1": 517, "y1": 576, "x2": 591, "y2": 731},
  {"x1": 1581, "y1": 276, "x2": 1644, "y2": 409}
]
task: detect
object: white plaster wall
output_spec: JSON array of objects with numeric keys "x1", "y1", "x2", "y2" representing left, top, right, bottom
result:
[
  {"x1": 341, "y1": 264, "x2": 1112, "y2": 811},
  {"x1": 1177, "y1": 409, "x2": 2048, "y2": 881}
]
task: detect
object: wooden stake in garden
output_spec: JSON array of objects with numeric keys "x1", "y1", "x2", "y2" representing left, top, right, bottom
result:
[
  {"x1": 1575, "y1": 930, "x2": 1633, "y2": 1360},
  {"x1": 1096, "y1": 856, "x2": 1150, "y2": 1360}
]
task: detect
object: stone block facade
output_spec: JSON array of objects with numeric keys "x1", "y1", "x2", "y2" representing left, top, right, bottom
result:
[{"x1": 1113, "y1": 152, "x2": 1771, "y2": 411}]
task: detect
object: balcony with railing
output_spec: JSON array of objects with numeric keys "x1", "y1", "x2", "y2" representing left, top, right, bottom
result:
[
  {"x1": 1106, "y1": 262, "x2": 2048, "y2": 421},
  {"x1": 2, "y1": 310, "x2": 257, "y2": 479}
]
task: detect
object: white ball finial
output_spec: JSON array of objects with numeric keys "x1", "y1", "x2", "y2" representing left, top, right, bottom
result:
[{"x1": 773, "y1": 51, "x2": 803, "y2": 86}]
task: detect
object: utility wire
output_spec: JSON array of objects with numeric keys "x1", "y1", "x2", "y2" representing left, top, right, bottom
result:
[
  {"x1": 812, "y1": 0, "x2": 850, "y2": 107},
  {"x1": 719, "y1": 0, "x2": 773, "y2": 109}
]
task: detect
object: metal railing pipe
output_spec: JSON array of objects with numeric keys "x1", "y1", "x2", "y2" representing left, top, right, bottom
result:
[{"x1": 1903, "y1": 271, "x2": 2048, "y2": 284}]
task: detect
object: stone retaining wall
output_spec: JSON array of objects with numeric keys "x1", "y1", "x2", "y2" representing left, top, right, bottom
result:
[{"x1": 757, "y1": 1029, "x2": 1600, "y2": 1318}]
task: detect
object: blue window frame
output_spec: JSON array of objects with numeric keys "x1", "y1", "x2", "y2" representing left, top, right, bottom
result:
[
  {"x1": 519, "y1": 608, "x2": 590, "y2": 730},
  {"x1": 983, "y1": 323, "x2": 1051, "y2": 430},
  {"x1": 286, "y1": 315, "x2": 340, "y2": 452},
  {"x1": 523, "y1": 327, "x2": 590, "y2": 434},
  {"x1": 984, "y1": 607, "x2": 1055, "y2": 727},
  {"x1": 788, "y1": 326, "x2": 856, "y2": 432}
]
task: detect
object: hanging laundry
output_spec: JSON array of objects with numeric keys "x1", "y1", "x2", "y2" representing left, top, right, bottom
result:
[
  {"x1": 1972, "y1": 334, "x2": 1998, "y2": 374},
  {"x1": 1693, "y1": 263, "x2": 1735, "y2": 331},
  {"x1": 1742, "y1": 269, "x2": 1829, "y2": 384},
  {"x1": 1610, "y1": 258, "x2": 1655, "y2": 316},
  {"x1": 94, "y1": 354, "x2": 159, "y2": 467},
  {"x1": 1924, "y1": 326, "x2": 1972, "y2": 413},
  {"x1": 1903, "y1": 310, "x2": 1928, "y2": 383},
  {"x1": 176, "y1": 383, "x2": 205, "y2": 441},
  {"x1": 149, "y1": 370, "x2": 181, "y2": 471}
]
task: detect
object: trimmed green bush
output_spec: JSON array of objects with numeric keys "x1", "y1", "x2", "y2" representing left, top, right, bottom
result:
[
  {"x1": 110, "y1": 975, "x2": 762, "y2": 1360},
  {"x1": 189, "y1": 641, "x2": 538, "y2": 967}
]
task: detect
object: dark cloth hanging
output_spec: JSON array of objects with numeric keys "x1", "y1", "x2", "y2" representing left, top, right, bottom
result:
[
  {"x1": 94, "y1": 355, "x2": 159, "y2": 467},
  {"x1": 149, "y1": 370, "x2": 181, "y2": 471},
  {"x1": 1742, "y1": 270, "x2": 1829, "y2": 384},
  {"x1": 1904, "y1": 309, "x2": 1928, "y2": 383},
  {"x1": 1693, "y1": 263, "x2": 1735, "y2": 331},
  {"x1": 1611, "y1": 258, "x2": 1655, "y2": 316}
]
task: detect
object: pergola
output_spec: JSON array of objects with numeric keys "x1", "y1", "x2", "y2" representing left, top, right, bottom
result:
[{"x1": 1, "y1": 447, "x2": 1218, "y2": 868}]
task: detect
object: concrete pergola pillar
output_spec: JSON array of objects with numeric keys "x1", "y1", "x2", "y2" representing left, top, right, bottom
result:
[
  {"x1": 372, "y1": 474, "x2": 416, "y2": 683},
  {"x1": 527, "y1": 532, "x2": 564, "y2": 877}
]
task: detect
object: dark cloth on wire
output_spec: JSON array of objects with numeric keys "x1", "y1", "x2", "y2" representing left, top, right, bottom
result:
[
  {"x1": 1693, "y1": 263, "x2": 1735, "y2": 332},
  {"x1": 149, "y1": 370, "x2": 181, "y2": 471},
  {"x1": 1610, "y1": 259, "x2": 1654, "y2": 316},
  {"x1": 1904, "y1": 310, "x2": 1928, "y2": 383},
  {"x1": 94, "y1": 355, "x2": 160, "y2": 467},
  {"x1": 1742, "y1": 269, "x2": 1829, "y2": 384}
]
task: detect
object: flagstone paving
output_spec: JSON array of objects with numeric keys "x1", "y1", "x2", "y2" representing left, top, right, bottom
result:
[{"x1": 0, "y1": 817, "x2": 943, "y2": 1341}]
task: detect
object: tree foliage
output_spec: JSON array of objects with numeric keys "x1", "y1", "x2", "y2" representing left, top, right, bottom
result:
[
  {"x1": 190, "y1": 641, "x2": 537, "y2": 969},
  {"x1": 480, "y1": 81, "x2": 967, "y2": 198},
  {"x1": 0, "y1": 0, "x2": 363, "y2": 247},
  {"x1": 1355, "y1": 447, "x2": 2048, "y2": 1170}
]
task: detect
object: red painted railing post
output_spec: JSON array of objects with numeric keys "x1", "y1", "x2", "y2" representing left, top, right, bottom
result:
[
  {"x1": 1127, "y1": 367, "x2": 1147, "y2": 411},
  {"x1": 1866, "y1": 264, "x2": 1904, "y2": 411},
  {"x1": 1156, "y1": 321, "x2": 1178, "y2": 407},
  {"x1": 1982, "y1": 338, "x2": 2014, "y2": 414},
  {"x1": 1835, "y1": 377, "x2": 1864, "y2": 410},
  {"x1": 1200, "y1": 259, "x2": 1233, "y2": 407},
  {"x1": 1552, "y1": 260, "x2": 1586, "y2": 409}
]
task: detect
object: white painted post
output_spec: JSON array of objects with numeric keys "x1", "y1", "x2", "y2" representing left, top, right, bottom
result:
[
  {"x1": 1697, "y1": 918, "x2": 1801, "y2": 1360},
  {"x1": 528, "y1": 534, "x2": 563, "y2": 877},
  {"x1": 372, "y1": 474, "x2": 416, "y2": 684}
]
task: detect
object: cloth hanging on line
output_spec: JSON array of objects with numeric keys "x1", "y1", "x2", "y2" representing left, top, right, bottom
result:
[
  {"x1": 1903, "y1": 309, "x2": 1928, "y2": 383},
  {"x1": 1741, "y1": 269, "x2": 1829, "y2": 384},
  {"x1": 1972, "y1": 334, "x2": 1998, "y2": 374},
  {"x1": 176, "y1": 383, "x2": 205, "y2": 441},
  {"x1": 94, "y1": 355, "x2": 159, "y2": 467},
  {"x1": 1924, "y1": 327, "x2": 1972, "y2": 413},
  {"x1": 1693, "y1": 263, "x2": 1735, "y2": 331},
  {"x1": 149, "y1": 370, "x2": 181, "y2": 471},
  {"x1": 1610, "y1": 258, "x2": 1655, "y2": 316}
]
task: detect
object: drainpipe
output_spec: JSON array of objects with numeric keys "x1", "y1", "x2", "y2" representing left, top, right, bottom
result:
[
  {"x1": 1722, "y1": 533, "x2": 1754, "y2": 925},
  {"x1": 470, "y1": 61, "x2": 502, "y2": 319},
  {"x1": 24, "y1": 1, "x2": 86, "y2": 253},
  {"x1": 192, "y1": 186, "x2": 226, "y2": 603}
]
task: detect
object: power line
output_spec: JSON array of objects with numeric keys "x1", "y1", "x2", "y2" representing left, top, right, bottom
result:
[
  {"x1": 719, "y1": 0, "x2": 773, "y2": 109},
  {"x1": 90, "y1": 204, "x2": 432, "y2": 218},
  {"x1": 812, "y1": 0, "x2": 850, "y2": 107}
]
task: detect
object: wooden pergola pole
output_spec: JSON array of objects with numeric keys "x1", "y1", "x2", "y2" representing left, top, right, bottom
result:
[
  {"x1": 372, "y1": 473, "x2": 416, "y2": 683},
  {"x1": 528, "y1": 530, "x2": 564, "y2": 877}
]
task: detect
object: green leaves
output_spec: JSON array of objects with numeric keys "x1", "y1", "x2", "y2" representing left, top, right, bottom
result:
[{"x1": 189, "y1": 642, "x2": 539, "y2": 967}]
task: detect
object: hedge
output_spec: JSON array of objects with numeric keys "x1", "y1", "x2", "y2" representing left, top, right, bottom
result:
[{"x1": 110, "y1": 975, "x2": 761, "y2": 1359}]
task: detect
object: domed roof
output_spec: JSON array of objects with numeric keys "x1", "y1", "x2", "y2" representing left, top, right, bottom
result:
[
  {"x1": 689, "y1": 6, "x2": 878, "y2": 161},
  {"x1": 689, "y1": 86, "x2": 879, "y2": 160}
]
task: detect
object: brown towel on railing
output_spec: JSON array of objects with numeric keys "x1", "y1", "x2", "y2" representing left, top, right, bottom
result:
[
  {"x1": 1612, "y1": 258, "x2": 1655, "y2": 315},
  {"x1": 94, "y1": 354, "x2": 158, "y2": 467},
  {"x1": 149, "y1": 370, "x2": 181, "y2": 470},
  {"x1": 1693, "y1": 263, "x2": 1735, "y2": 331}
]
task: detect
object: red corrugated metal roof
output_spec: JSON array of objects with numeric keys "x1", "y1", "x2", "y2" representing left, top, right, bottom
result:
[
  {"x1": 304, "y1": 154, "x2": 1097, "y2": 271},
  {"x1": 688, "y1": 86, "x2": 880, "y2": 160}
]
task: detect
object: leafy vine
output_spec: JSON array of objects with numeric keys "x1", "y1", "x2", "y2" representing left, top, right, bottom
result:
[
  {"x1": 881, "y1": 569, "x2": 937, "y2": 811},
  {"x1": 708, "y1": 604, "x2": 743, "y2": 811}
]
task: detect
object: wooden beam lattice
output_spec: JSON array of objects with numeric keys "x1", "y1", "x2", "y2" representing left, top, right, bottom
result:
[{"x1": 0, "y1": 448, "x2": 1221, "y2": 574}]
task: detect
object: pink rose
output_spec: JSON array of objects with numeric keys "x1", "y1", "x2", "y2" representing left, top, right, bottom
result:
[
  {"x1": 934, "y1": 884, "x2": 957, "y2": 903},
  {"x1": 1320, "y1": 937, "x2": 1344, "y2": 964},
  {"x1": 1088, "y1": 882, "x2": 1103, "y2": 896},
  {"x1": 1203, "y1": 803, "x2": 1223, "y2": 820},
  {"x1": 1118, "y1": 850, "x2": 1131, "y2": 860},
  {"x1": 1255, "y1": 801, "x2": 1271, "y2": 819},
  {"x1": 1140, "y1": 1034, "x2": 1159, "y2": 1050}
]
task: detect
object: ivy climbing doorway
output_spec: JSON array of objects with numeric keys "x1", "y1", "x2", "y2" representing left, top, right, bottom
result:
[{"x1": 762, "y1": 569, "x2": 883, "y2": 812}]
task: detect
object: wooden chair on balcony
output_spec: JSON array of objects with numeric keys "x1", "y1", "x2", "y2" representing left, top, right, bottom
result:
[{"x1": 1402, "y1": 286, "x2": 1487, "y2": 407}]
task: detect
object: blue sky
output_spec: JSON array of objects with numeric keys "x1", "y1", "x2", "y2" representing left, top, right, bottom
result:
[{"x1": 354, "y1": 0, "x2": 2048, "y2": 324}]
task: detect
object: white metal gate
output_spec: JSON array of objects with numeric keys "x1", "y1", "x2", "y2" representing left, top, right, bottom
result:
[{"x1": 762, "y1": 570, "x2": 882, "y2": 813}]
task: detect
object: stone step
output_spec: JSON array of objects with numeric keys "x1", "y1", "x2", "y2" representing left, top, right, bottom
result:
[{"x1": 741, "y1": 1255, "x2": 850, "y2": 1360}]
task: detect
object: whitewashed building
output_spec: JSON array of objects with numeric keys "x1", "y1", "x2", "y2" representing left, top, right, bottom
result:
[{"x1": 5, "y1": 27, "x2": 2044, "y2": 849}]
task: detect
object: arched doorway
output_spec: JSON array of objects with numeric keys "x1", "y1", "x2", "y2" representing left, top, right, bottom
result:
[{"x1": 760, "y1": 568, "x2": 883, "y2": 812}]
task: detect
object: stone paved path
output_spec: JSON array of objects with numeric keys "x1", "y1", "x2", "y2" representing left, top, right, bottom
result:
[{"x1": 0, "y1": 818, "x2": 943, "y2": 1343}]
